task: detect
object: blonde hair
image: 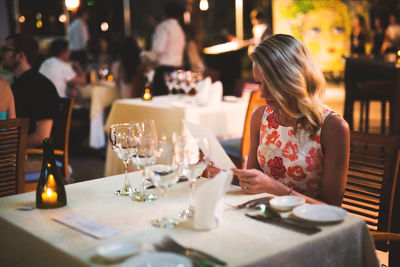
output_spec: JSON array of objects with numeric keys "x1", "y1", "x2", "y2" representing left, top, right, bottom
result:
[{"x1": 250, "y1": 34, "x2": 326, "y2": 136}]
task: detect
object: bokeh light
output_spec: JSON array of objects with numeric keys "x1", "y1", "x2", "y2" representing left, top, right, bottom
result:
[{"x1": 100, "y1": 22, "x2": 109, "y2": 32}]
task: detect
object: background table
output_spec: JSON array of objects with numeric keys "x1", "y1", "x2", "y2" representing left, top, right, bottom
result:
[
  {"x1": 0, "y1": 173, "x2": 378, "y2": 267},
  {"x1": 104, "y1": 96, "x2": 248, "y2": 176},
  {"x1": 80, "y1": 81, "x2": 119, "y2": 149}
]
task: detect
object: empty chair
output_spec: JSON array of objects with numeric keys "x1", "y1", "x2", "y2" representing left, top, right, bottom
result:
[
  {"x1": 0, "y1": 118, "x2": 29, "y2": 197},
  {"x1": 24, "y1": 98, "x2": 74, "y2": 192}
]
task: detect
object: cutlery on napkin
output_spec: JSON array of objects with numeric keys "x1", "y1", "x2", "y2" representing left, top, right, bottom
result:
[
  {"x1": 245, "y1": 205, "x2": 321, "y2": 235},
  {"x1": 154, "y1": 236, "x2": 227, "y2": 266}
]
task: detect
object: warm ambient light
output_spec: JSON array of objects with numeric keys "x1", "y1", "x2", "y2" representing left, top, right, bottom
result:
[
  {"x1": 36, "y1": 20, "x2": 43, "y2": 29},
  {"x1": 143, "y1": 88, "x2": 152, "y2": 101},
  {"x1": 100, "y1": 22, "x2": 109, "y2": 32},
  {"x1": 41, "y1": 174, "x2": 58, "y2": 204},
  {"x1": 199, "y1": 0, "x2": 209, "y2": 11},
  {"x1": 59, "y1": 14, "x2": 67, "y2": 23},
  {"x1": 18, "y1": 16, "x2": 25, "y2": 23},
  {"x1": 65, "y1": 0, "x2": 80, "y2": 11}
]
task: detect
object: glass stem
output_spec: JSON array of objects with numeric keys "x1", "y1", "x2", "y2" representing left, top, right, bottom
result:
[
  {"x1": 141, "y1": 167, "x2": 147, "y2": 195},
  {"x1": 123, "y1": 160, "x2": 130, "y2": 189},
  {"x1": 188, "y1": 175, "x2": 196, "y2": 209}
]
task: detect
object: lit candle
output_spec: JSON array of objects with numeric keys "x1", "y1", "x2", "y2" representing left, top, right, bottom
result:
[
  {"x1": 107, "y1": 74, "x2": 114, "y2": 82},
  {"x1": 41, "y1": 174, "x2": 58, "y2": 204},
  {"x1": 142, "y1": 88, "x2": 152, "y2": 101},
  {"x1": 42, "y1": 188, "x2": 58, "y2": 204}
]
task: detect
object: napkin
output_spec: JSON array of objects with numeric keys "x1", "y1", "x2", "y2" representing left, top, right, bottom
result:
[
  {"x1": 208, "y1": 81, "x2": 223, "y2": 105},
  {"x1": 196, "y1": 77, "x2": 212, "y2": 106},
  {"x1": 193, "y1": 171, "x2": 233, "y2": 230}
]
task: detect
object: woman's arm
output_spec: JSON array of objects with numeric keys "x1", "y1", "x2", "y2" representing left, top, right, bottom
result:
[{"x1": 319, "y1": 115, "x2": 350, "y2": 206}]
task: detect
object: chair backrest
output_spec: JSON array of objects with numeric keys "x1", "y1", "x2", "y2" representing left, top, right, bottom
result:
[
  {"x1": 0, "y1": 118, "x2": 29, "y2": 197},
  {"x1": 241, "y1": 90, "x2": 265, "y2": 168},
  {"x1": 342, "y1": 131, "x2": 400, "y2": 233},
  {"x1": 51, "y1": 97, "x2": 74, "y2": 152}
]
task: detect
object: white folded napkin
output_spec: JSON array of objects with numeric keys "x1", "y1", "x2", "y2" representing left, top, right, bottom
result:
[
  {"x1": 193, "y1": 171, "x2": 233, "y2": 230},
  {"x1": 208, "y1": 81, "x2": 223, "y2": 105},
  {"x1": 196, "y1": 77, "x2": 212, "y2": 106}
]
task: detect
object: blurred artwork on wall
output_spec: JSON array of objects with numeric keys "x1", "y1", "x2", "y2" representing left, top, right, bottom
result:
[{"x1": 272, "y1": 0, "x2": 370, "y2": 72}]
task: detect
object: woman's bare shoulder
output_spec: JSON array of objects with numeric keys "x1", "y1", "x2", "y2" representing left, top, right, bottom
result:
[{"x1": 321, "y1": 114, "x2": 350, "y2": 144}]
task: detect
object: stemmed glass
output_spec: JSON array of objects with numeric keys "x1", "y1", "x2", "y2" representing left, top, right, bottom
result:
[
  {"x1": 176, "y1": 135, "x2": 210, "y2": 220},
  {"x1": 131, "y1": 119, "x2": 158, "y2": 202},
  {"x1": 149, "y1": 137, "x2": 180, "y2": 228},
  {"x1": 110, "y1": 123, "x2": 140, "y2": 196}
]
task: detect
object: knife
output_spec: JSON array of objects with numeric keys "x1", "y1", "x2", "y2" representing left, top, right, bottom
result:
[{"x1": 236, "y1": 196, "x2": 273, "y2": 209}]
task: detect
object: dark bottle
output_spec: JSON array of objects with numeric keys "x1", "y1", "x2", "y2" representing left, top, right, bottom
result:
[{"x1": 36, "y1": 138, "x2": 67, "y2": 209}]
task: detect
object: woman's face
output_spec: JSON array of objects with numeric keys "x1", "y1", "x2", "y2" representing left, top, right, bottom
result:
[
  {"x1": 301, "y1": 8, "x2": 348, "y2": 72},
  {"x1": 252, "y1": 63, "x2": 280, "y2": 112}
]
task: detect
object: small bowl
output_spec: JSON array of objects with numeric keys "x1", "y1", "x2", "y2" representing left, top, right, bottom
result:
[{"x1": 270, "y1": 196, "x2": 306, "y2": 211}]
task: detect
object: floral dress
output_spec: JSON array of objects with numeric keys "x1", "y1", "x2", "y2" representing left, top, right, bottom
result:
[{"x1": 257, "y1": 106, "x2": 336, "y2": 198}]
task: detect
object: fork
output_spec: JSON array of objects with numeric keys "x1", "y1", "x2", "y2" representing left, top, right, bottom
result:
[{"x1": 154, "y1": 236, "x2": 227, "y2": 266}]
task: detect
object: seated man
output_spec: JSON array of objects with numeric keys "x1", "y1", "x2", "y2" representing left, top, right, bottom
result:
[
  {"x1": 2, "y1": 34, "x2": 59, "y2": 149},
  {"x1": 40, "y1": 39, "x2": 86, "y2": 98}
]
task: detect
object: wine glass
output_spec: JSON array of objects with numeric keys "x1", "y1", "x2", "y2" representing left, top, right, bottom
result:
[
  {"x1": 149, "y1": 137, "x2": 181, "y2": 228},
  {"x1": 175, "y1": 135, "x2": 210, "y2": 220},
  {"x1": 110, "y1": 123, "x2": 140, "y2": 196},
  {"x1": 131, "y1": 120, "x2": 158, "y2": 202}
]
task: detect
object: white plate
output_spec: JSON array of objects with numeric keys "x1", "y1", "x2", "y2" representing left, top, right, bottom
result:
[
  {"x1": 96, "y1": 241, "x2": 139, "y2": 261},
  {"x1": 270, "y1": 195, "x2": 305, "y2": 211},
  {"x1": 122, "y1": 252, "x2": 192, "y2": 267},
  {"x1": 292, "y1": 204, "x2": 347, "y2": 223}
]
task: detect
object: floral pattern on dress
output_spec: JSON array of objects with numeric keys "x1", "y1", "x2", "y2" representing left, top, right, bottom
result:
[
  {"x1": 282, "y1": 141, "x2": 299, "y2": 162},
  {"x1": 305, "y1": 147, "x2": 323, "y2": 173},
  {"x1": 267, "y1": 156, "x2": 286, "y2": 179},
  {"x1": 287, "y1": 165, "x2": 306, "y2": 181},
  {"x1": 257, "y1": 106, "x2": 336, "y2": 198},
  {"x1": 267, "y1": 113, "x2": 279, "y2": 129}
]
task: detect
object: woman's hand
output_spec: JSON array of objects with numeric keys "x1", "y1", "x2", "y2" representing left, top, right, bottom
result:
[
  {"x1": 206, "y1": 162, "x2": 221, "y2": 178},
  {"x1": 233, "y1": 168, "x2": 276, "y2": 194}
]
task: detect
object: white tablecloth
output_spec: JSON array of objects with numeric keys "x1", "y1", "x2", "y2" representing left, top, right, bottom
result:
[
  {"x1": 104, "y1": 96, "x2": 248, "y2": 176},
  {"x1": 0, "y1": 173, "x2": 378, "y2": 267},
  {"x1": 80, "y1": 82, "x2": 119, "y2": 149}
]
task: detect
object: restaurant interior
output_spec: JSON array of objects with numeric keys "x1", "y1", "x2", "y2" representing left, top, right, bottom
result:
[{"x1": 1, "y1": 0, "x2": 400, "y2": 266}]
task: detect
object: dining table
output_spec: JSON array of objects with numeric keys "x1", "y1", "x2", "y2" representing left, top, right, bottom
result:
[
  {"x1": 79, "y1": 81, "x2": 119, "y2": 149},
  {"x1": 103, "y1": 95, "x2": 248, "y2": 176},
  {"x1": 0, "y1": 172, "x2": 379, "y2": 267}
]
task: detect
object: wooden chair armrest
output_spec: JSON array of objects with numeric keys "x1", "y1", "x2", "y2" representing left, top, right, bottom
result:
[
  {"x1": 372, "y1": 232, "x2": 400, "y2": 242},
  {"x1": 26, "y1": 148, "x2": 64, "y2": 156}
]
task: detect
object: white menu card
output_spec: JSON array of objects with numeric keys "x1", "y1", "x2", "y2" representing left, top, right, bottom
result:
[{"x1": 183, "y1": 120, "x2": 236, "y2": 171}]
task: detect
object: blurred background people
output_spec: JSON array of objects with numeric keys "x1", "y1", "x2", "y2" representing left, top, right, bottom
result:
[
  {"x1": 350, "y1": 14, "x2": 369, "y2": 57},
  {"x1": 248, "y1": 9, "x2": 271, "y2": 55},
  {"x1": 69, "y1": 6, "x2": 90, "y2": 67},
  {"x1": 86, "y1": 35, "x2": 113, "y2": 75},
  {"x1": 39, "y1": 39, "x2": 86, "y2": 98},
  {"x1": 112, "y1": 37, "x2": 145, "y2": 99},
  {"x1": 370, "y1": 16, "x2": 385, "y2": 57},
  {"x1": 142, "y1": 1, "x2": 185, "y2": 96},
  {"x1": 381, "y1": 13, "x2": 400, "y2": 54},
  {"x1": 0, "y1": 76, "x2": 15, "y2": 119},
  {"x1": 183, "y1": 26, "x2": 205, "y2": 72},
  {"x1": 2, "y1": 33, "x2": 59, "y2": 148}
]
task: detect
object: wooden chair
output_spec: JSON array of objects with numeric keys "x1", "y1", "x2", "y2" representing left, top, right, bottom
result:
[
  {"x1": 220, "y1": 90, "x2": 265, "y2": 169},
  {"x1": 0, "y1": 118, "x2": 29, "y2": 197},
  {"x1": 24, "y1": 98, "x2": 74, "y2": 192},
  {"x1": 342, "y1": 131, "x2": 400, "y2": 261}
]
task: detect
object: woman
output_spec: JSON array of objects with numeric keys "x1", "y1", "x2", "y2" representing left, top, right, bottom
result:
[
  {"x1": 371, "y1": 16, "x2": 385, "y2": 57},
  {"x1": 209, "y1": 34, "x2": 350, "y2": 206},
  {"x1": 350, "y1": 14, "x2": 369, "y2": 56},
  {"x1": 381, "y1": 13, "x2": 400, "y2": 54},
  {"x1": 0, "y1": 77, "x2": 16, "y2": 119}
]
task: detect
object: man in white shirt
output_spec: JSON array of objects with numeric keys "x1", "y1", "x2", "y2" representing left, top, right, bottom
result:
[
  {"x1": 143, "y1": 1, "x2": 185, "y2": 96},
  {"x1": 40, "y1": 39, "x2": 86, "y2": 97},
  {"x1": 69, "y1": 7, "x2": 89, "y2": 66}
]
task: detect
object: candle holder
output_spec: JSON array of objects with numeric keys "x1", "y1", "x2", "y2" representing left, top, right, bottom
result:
[
  {"x1": 36, "y1": 139, "x2": 67, "y2": 209},
  {"x1": 142, "y1": 88, "x2": 152, "y2": 101}
]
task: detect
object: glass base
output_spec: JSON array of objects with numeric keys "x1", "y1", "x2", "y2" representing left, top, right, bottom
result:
[
  {"x1": 114, "y1": 185, "x2": 137, "y2": 196},
  {"x1": 151, "y1": 217, "x2": 180, "y2": 228},
  {"x1": 131, "y1": 192, "x2": 158, "y2": 202},
  {"x1": 178, "y1": 207, "x2": 195, "y2": 220}
]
